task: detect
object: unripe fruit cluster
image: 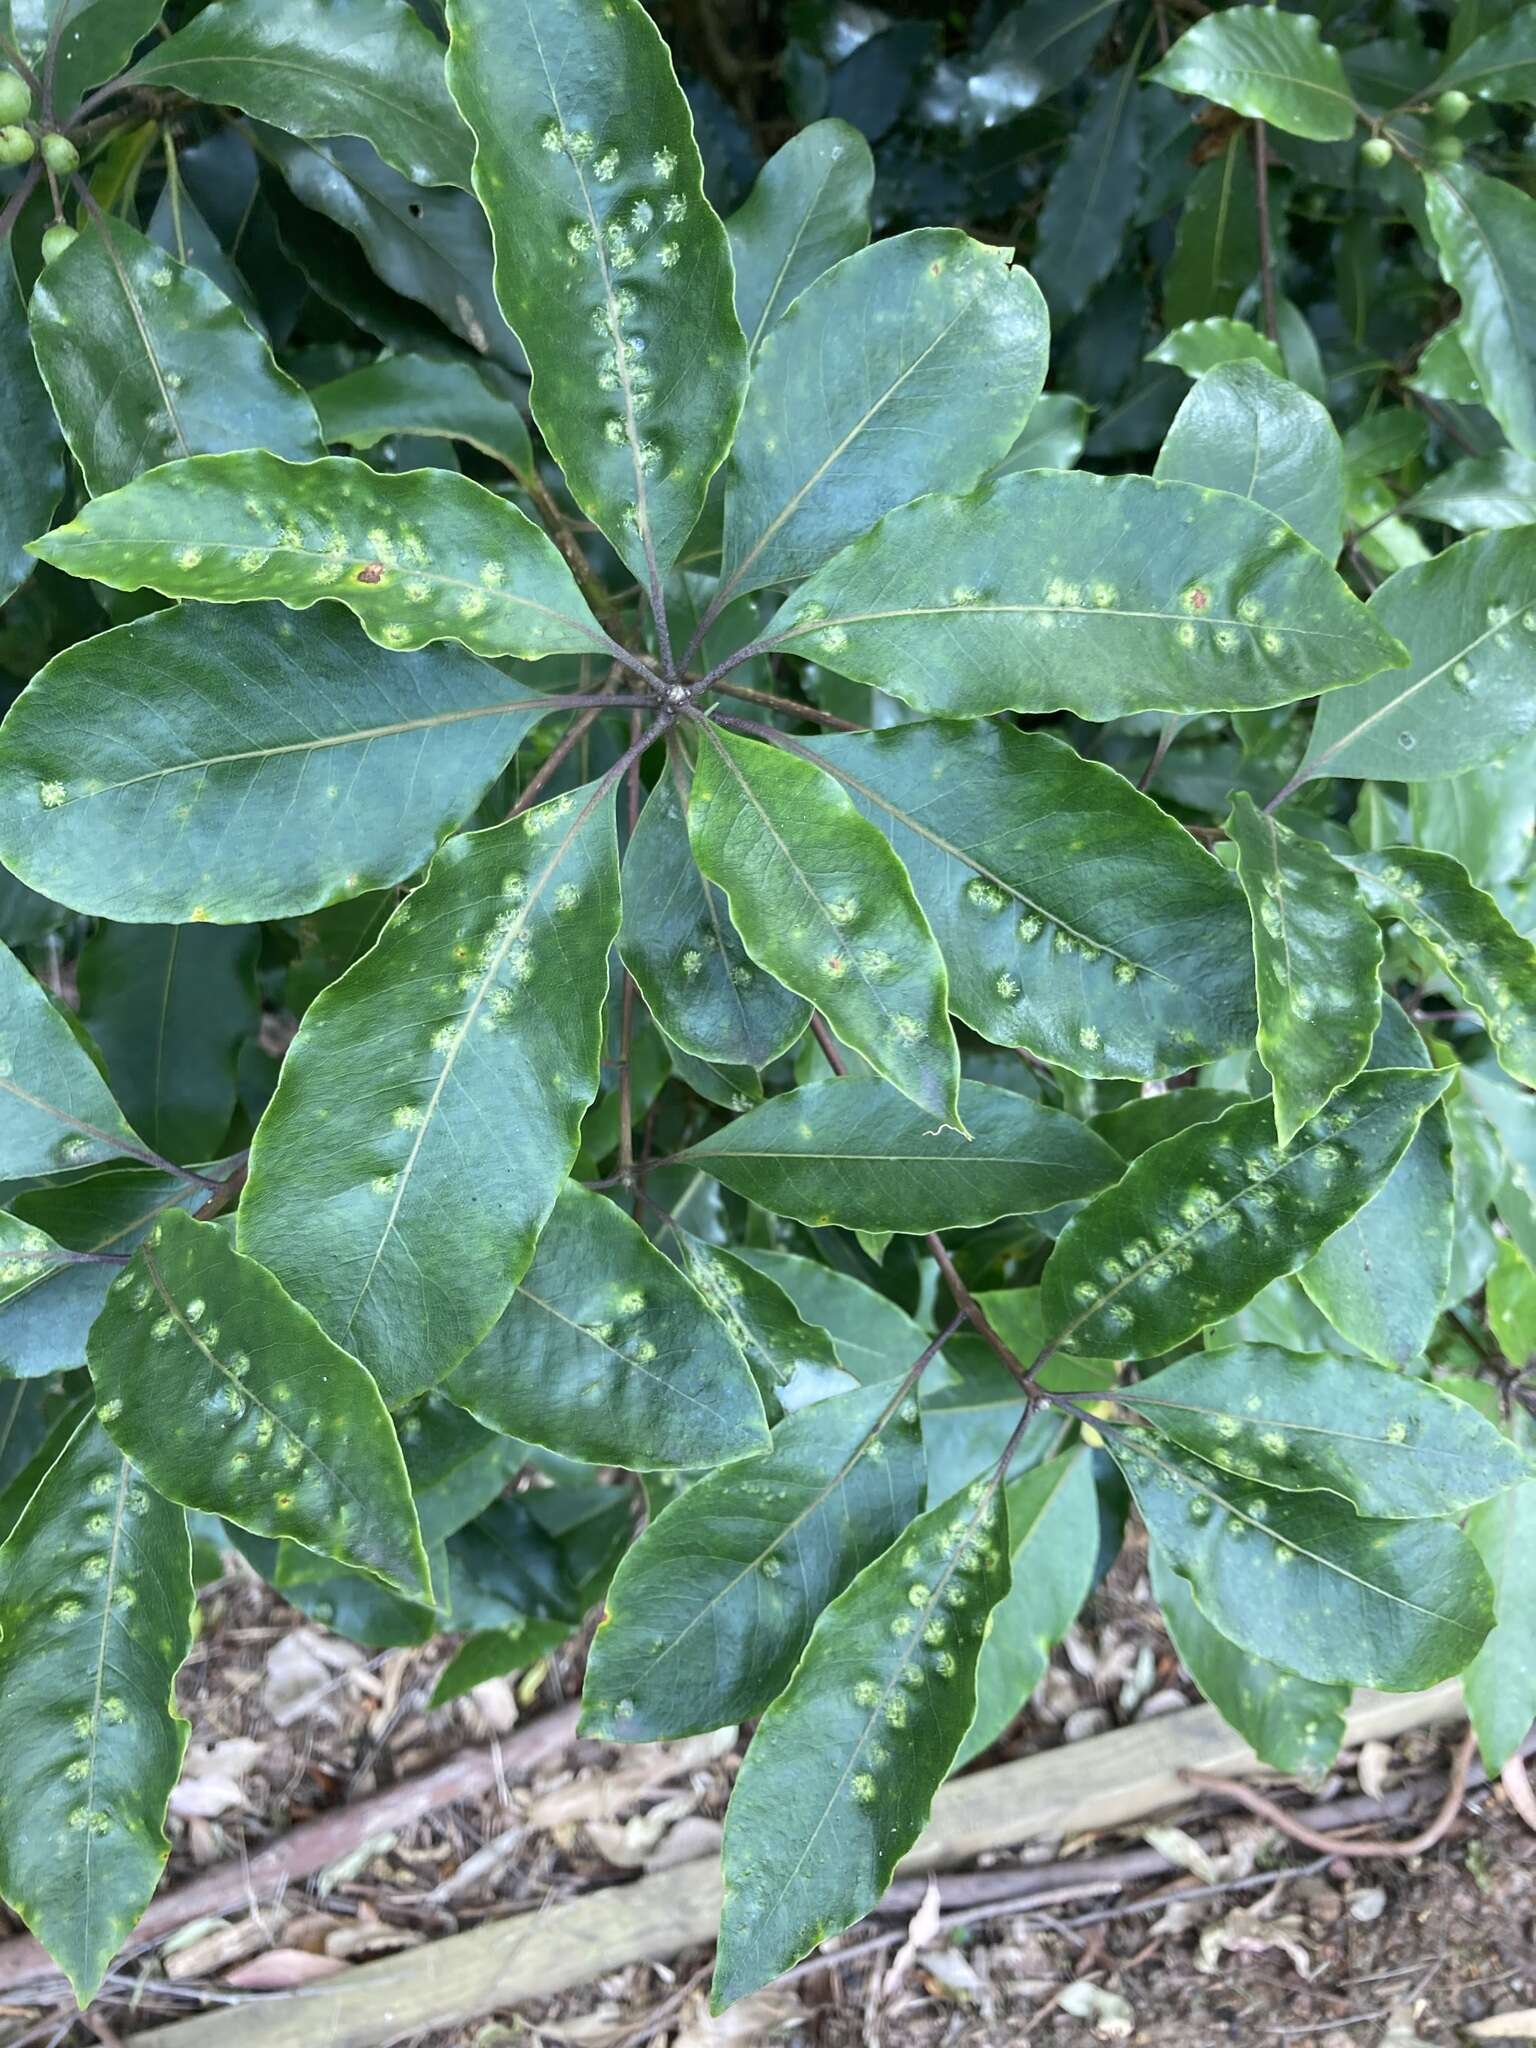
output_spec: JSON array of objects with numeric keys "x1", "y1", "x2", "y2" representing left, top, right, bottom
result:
[{"x1": 0, "y1": 67, "x2": 80, "y2": 175}]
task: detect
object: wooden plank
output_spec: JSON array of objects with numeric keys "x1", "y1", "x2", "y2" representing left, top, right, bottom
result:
[{"x1": 128, "y1": 1682, "x2": 1464, "y2": 2046}]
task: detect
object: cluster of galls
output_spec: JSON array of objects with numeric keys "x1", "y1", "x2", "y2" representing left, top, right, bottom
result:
[{"x1": 0, "y1": 65, "x2": 81, "y2": 264}]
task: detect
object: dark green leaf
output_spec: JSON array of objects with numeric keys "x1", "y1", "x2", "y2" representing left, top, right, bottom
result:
[
  {"x1": 1163, "y1": 142, "x2": 1259, "y2": 327},
  {"x1": 1148, "y1": 8, "x2": 1356, "y2": 141},
  {"x1": 1464, "y1": 1414, "x2": 1536, "y2": 1772},
  {"x1": 1114, "y1": 1428, "x2": 1492, "y2": 1689},
  {"x1": 1156, "y1": 358, "x2": 1344, "y2": 560},
  {"x1": 688, "y1": 725, "x2": 961, "y2": 1125},
  {"x1": 808, "y1": 719, "x2": 1257, "y2": 1079},
  {"x1": 1437, "y1": 6, "x2": 1536, "y2": 108},
  {"x1": 583, "y1": 1378, "x2": 924, "y2": 1742},
  {"x1": 1033, "y1": 62, "x2": 1144, "y2": 322},
  {"x1": 672, "y1": 1233, "x2": 853, "y2": 1417},
  {"x1": 444, "y1": 0, "x2": 747, "y2": 583},
  {"x1": 1040, "y1": 1068, "x2": 1451, "y2": 1360},
  {"x1": 127, "y1": 0, "x2": 474, "y2": 190},
  {"x1": 7, "y1": 0, "x2": 164, "y2": 114},
  {"x1": 432, "y1": 1619, "x2": 573, "y2": 1706},
  {"x1": 89, "y1": 1209, "x2": 431, "y2": 1596},
  {"x1": 0, "y1": 253, "x2": 63, "y2": 606},
  {"x1": 312, "y1": 355, "x2": 533, "y2": 477},
  {"x1": 730, "y1": 1249, "x2": 938, "y2": 1387},
  {"x1": 1092, "y1": 1089, "x2": 1248, "y2": 1161},
  {"x1": 28, "y1": 216, "x2": 322, "y2": 497},
  {"x1": 761, "y1": 471, "x2": 1405, "y2": 721},
  {"x1": 0, "y1": 604, "x2": 549, "y2": 922},
  {"x1": 238, "y1": 781, "x2": 620, "y2": 1405},
  {"x1": 718, "y1": 229, "x2": 1047, "y2": 601},
  {"x1": 399, "y1": 1392, "x2": 523, "y2": 1551},
  {"x1": 713, "y1": 1477, "x2": 1010, "y2": 2006},
  {"x1": 1423, "y1": 164, "x2": 1536, "y2": 459},
  {"x1": 0, "y1": 1416, "x2": 191, "y2": 2005},
  {"x1": 679, "y1": 1077, "x2": 1121, "y2": 1234},
  {"x1": 726, "y1": 119, "x2": 873, "y2": 358},
  {"x1": 0, "y1": 939, "x2": 148, "y2": 1179}
]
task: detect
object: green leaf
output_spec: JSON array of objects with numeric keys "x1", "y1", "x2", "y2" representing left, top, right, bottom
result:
[
  {"x1": 1299, "y1": 997, "x2": 1453, "y2": 1368},
  {"x1": 718, "y1": 229, "x2": 1047, "y2": 602},
  {"x1": 0, "y1": 604, "x2": 549, "y2": 923},
  {"x1": 1148, "y1": 1541, "x2": 1347, "y2": 1777},
  {"x1": 1437, "y1": 6, "x2": 1536, "y2": 108},
  {"x1": 1147, "y1": 7, "x2": 1356, "y2": 141},
  {"x1": 1488, "y1": 1237, "x2": 1536, "y2": 1366},
  {"x1": 1411, "y1": 452, "x2": 1536, "y2": 534},
  {"x1": 1163, "y1": 142, "x2": 1260, "y2": 328},
  {"x1": 761, "y1": 471, "x2": 1405, "y2": 721},
  {"x1": 76, "y1": 922, "x2": 257, "y2": 1163},
  {"x1": 1150, "y1": 317, "x2": 1284, "y2": 380},
  {"x1": 583, "y1": 1378, "x2": 924, "y2": 1743},
  {"x1": 679, "y1": 1077, "x2": 1121, "y2": 1234},
  {"x1": 671, "y1": 1234, "x2": 854, "y2": 1417},
  {"x1": 954, "y1": 1450, "x2": 1097, "y2": 1768},
  {"x1": 1423, "y1": 164, "x2": 1536, "y2": 460},
  {"x1": 311, "y1": 355, "x2": 533, "y2": 477},
  {"x1": 1114, "y1": 1428, "x2": 1492, "y2": 1690},
  {"x1": 88, "y1": 1209, "x2": 430, "y2": 1597},
  {"x1": 713, "y1": 1477, "x2": 1010, "y2": 2007},
  {"x1": 0, "y1": 939, "x2": 150, "y2": 1179},
  {"x1": 619, "y1": 758, "x2": 809, "y2": 1069},
  {"x1": 726, "y1": 120, "x2": 873, "y2": 359},
  {"x1": 1092, "y1": 1089, "x2": 1248, "y2": 1161},
  {"x1": 1033, "y1": 60, "x2": 1144, "y2": 323},
  {"x1": 432, "y1": 1620, "x2": 573, "y2": 1706},
  {"x1": 0, "y1": 253, "x2": 64, "y2": 607},
  {"x1": 238, "y1": 781, "x2": 620, "y2": 1405},
  {"x1": 443, "y1": 0, "x2": 746, "y2": 584},
  {"x1": 399, "y1": 1393, "x2": 524, "y2": 1551},
  {"x1": 1352, "y1": 847, "x2": 1536, "y2": 1087},
  {"x1": 991, "y1": 392, "x2": 1089, "y2": 476},
  {"x1": 1156, "y1": 358, "x2": 1344, "y2": 561},
  {"x1": 807, "y1": 719, "x2": 1257, "y2": 1079},
  {"x1": 729, "y1": 1249, "x2": 938, "y2": 1387},
  {"x1": 6, "y1": 0, "x2": 165, "y2": 114},
  {"x1": 0, "y1": 1416, "x2": 191, "y2": 2006},
  {"x1": 1304, "y1": 531, "x2": 1536, "y2": 783},
  {"x1": 1120, "y1": 1343, "x2": 1527, "y2": 1519},
  {"x1": 1464, "y1": 1414, "x2": 1536, "y2": 1772},
  {"x1": 447, "y1": 1183, "x2": 767, "y2": 1469},
  {"x1": 973, "y1": 0, "x2": 1120, "y2": 117},
  {"x1": 1040, "y1": 1068, "x2": 1452, "y2": 1361},
  {"x1": 1227, "y1": 793, "x2": 1382, "y2": 1144},
  {"x1": 687, "y1": 724, "x2": 961, "y2": 1126},
  {"x1": 30, "y1": 453, "x2": 605, "y2": 664},
  {"x1": 0, "y1": 1211, "x2": 70, "y2": 1309},
  {"x1": 126, "y1": 0, "x2": 473, "y2": 190},
  {"x1": 28, "y1": 216, "x2": 322, "y2": 497}
]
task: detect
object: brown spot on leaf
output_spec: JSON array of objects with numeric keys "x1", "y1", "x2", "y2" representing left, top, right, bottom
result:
[{"x1": 357, "y1": 563, "x2": 384, "y2": 585}]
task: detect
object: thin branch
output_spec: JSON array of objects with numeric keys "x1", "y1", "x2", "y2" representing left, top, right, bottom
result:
[
  {"x1": 927, "y1": 1233, "x2": 1032, "y2": 1390},
  {"x1": 614, "y1": 710, "x2": 643, "y2": 1207},
  {"x1": 1137, "y1": 714, "x2": 1181, "y2": 793},
  {"x1": 504, "y1": 673, "x2": 639, "y2": 819},
  {"x1": 1252, "y1": 120, "x2": 1278, "y2": 344},
  {"x1": 709, "y1": 678, "x2": 864, "y2": 731}
]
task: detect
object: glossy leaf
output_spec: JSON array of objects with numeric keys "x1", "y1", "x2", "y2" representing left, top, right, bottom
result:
[
  {"x1": 1352, "y1": 847, "x2": 1536, "y2": 1087},
  {"x1": 672, "y1": 1234, "x2": 854, "y2": 1417},
  {"x1": 89, "y1": 1209, "x2": 430, "y2": 1597},
  {"x1": 30, "y1": 453, "x2": 604, "y2": 664},
  {"x1": 127, "y1": 0, "x2": 474, "y2": 190},
  {"x1": 312, "y1": 355, "x2": 533, "y2": 477},
  {"x1": 28, "y1": 215, "x2": 322, "y2": 497},
  {"x1": 1156, "y1": 358, "x2": 1344, "y2": 560},
  {"x1": 582, "y1": 1378, "x2": 924, "y2": 1742},
  {"x1": 954, "y1": 1450, "x2": 1097, "y2": 1768},
  {"x1": 687, "y1": 725, "x2": 961, "y2": 1126},
  {"x1": 0, "y1": 252, "x2": 64, "y2": 606},
  {"x1": 1437, "y1": 7, "x2": 1536, "y2": 108},
  {"x1": 0, "y1": 604, "x2": 548, "y2": 923},
  {"x1": 0, "y1": 939, "x2": 150, "y2": 1180},
  {"x1": 7, "y1": 0, "x2": 165, "y2": 115},
  {"x1": 447, "y1": 1183, "x2": 767, "y2": 1470},
  {"x1": 1150, "y1": 317, "x2": 1283, "y2": 381},
  {"x1": 1148, "y1": 8, "x2": 1356, "y2": 141},
  {"x1": 0, "y1": 1416, "x2": 192, "y2": 2006},
  {"x1": 444, "y1": 0, "x2": 747, "y2": 583},
  {"x1": 1163, "y1": 143, "x2": 1259, "y2": 328},
  {"x1": 718, "y1": 229, "x2": 1047, "y2": 602},
  {"x1": 1303, "y1": 530, "x2": 1536, "y2": 782},
  {"x1": 1092, "y1": 1089, "x2": 1248, "y2": 1162},
  {"x1": 808, "y1": 719, "x2": 1257, "y2": 1079},
  {"x1": 1040, "y1": 1068, "x2": 1451, "y2": 1360},
  {"x1": 619, "y1": 759, "x2": 809, "y2": 1069},
  {"x1": 238, "y1": 781, "x2": 620, "y2": 1405},
  {"x1": 761, "y1": 470, "x2": 1405, "y2": 721},
  {"x1": 76, "y1": 922, "x2": 257, "y2": 1163},
  {"x1": 991, "y1": 392, "x2": 1089, "y2": 476},
  {"x1": 1488, "y1": 1237, "x2": 1536, "y2": 1366},
  {"x1": 713, "y1": 1478, "x2": 1010, "y2": 2006},
  {"x1": 1115, "y1": 1428, "x2": 1493, "y2": 1690},
  {"x1": 1464, "y1": 1414, "x2": 1536, "y2": 1773},
  {"x1": 1300, "y1": 998, "x2": 1453, "y2": 1368},
  {"x1": 432, "y1": 1619, "x2": 573, "y2": 1706},
  {"x1": 726, "y1": 120, "x2": 873, "y2": 358},
  {"x1": 679, "y1": 1077, "x2": 1121, "y2": 1234},
  {"x1": 730, "y1": 1249, "x2": 939, "y2": 1388},
  {"x1": 1120, "y1": 1343, "x2": 1526, "y2": 1519},
  {"x1": 1033, "y1": 61, "x2": 1144, "y2": 322},
  {"x1": 1148, "y1": 1542, "x2": 1347, "y2": 1777},
  {"x1": 1227, "y1": 793, "x2": 1382, "y2": 1144},
  {"x1": 1411, "y1": 453, "x2": 1536, "y2": 533},
  {"x1": 1424, "y1": 164, "x2": 1536, "y2": 459}
]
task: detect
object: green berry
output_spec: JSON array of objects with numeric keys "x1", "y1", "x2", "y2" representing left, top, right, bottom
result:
[
  {"x1": 1429, "y1": 134, "x2": 1465, "y2": 164},
  {"x1": 1434, "y1": 90, "x2": 1472, "y2": 127},
  {"x1": 1359, "y1": 136, "x2": 1393, "y2": 169},
  {"x1": 40, "y1": 222, "x2": 77, "y2": 264},
  {"x1": 0, "y1": 123, "x2": 35, "y2": 167},
  {"x1": 40, "y1": 131, "x2": 78, "y2": 176},
  {"x1": 0, "y1": 69, "x2": 30, "y2": 124}
]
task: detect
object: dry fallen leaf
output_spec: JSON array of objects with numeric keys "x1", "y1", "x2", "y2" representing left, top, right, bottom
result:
[
  {"x1": 222, "y1": 1948, "x2": 350, "y2": 1989},
  {"x1": 1196, "y1": 1903, "x2": 1313, "y2": 1979},
  {"x1": 882, "y1": 1875, "x2": 942, "y2": 1997},
  {"x1": 262, "y1": 1629, "x2": 360, "y2": 1727},
  {"x1": 1467, "y1": 2016, "x2": 1536, "y2": 2041},
  {"x1": 1356, "y1": 1738, "x2": 1394, "y2": 1802},
  {"x1": 673, "y1": 1985, "x2": 807, "y2": 2044},
  {"x1": 1058, "y1": 1980, "x2": 1135, "y2": 2039}
]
